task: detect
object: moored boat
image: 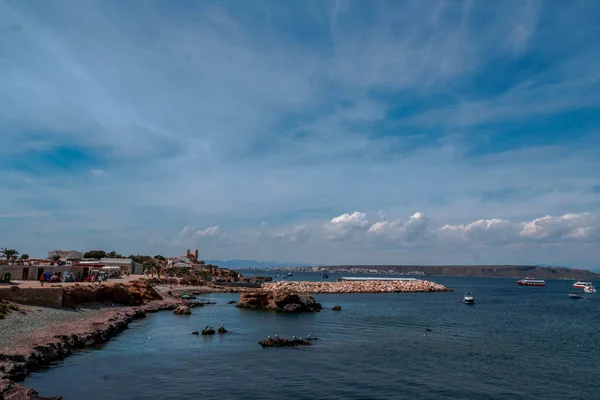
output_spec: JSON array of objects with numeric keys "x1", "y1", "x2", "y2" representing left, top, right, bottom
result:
[
  {"x1": 322, "y1": 273, "x2": 329, "y2": 279},
  {"x1": 517, "y1": 278, "x2": 546, "y2": 287},
  {"x1": 464, "y1": 292, "x2": 475, "y2": 304},
  {"x1": 573, "y1": 281, "x2": 593, "y2": 289}
]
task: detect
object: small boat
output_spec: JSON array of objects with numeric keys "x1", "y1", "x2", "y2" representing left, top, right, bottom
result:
[
  {"x1": 573, "y1": 281, "x2": 593, "y2": 289},
  {"x1": 464, "y1": 292, "x2": 475, "y2": 304},
  {"x1": 568, "y1": 292, "x2": 583, "y2": 299},
  {"x1": 517, "y1": 278, "x2": 546, "y2": 287},
  {"x1": 583, "y1": 285, "x2": 597, "y2": 294},
  {"x1": 287, "y1": 272, "x2": 293, "y2": 277},
  {"x1": 322, "y1": 273, "x2": 329, "y2": 279}
]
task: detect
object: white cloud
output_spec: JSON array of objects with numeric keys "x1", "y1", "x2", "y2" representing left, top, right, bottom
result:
[
  {"x1": 271, "y1": 225, "x2": 311, "y2": 243},
  {"x1": 368, "y1": 212, "x2": 430, "y2": 243},
  {"x1": 437, "y1": 218, "x2": 521, "y2": 244},
  {"x1": 90, "y1": 168, "x2": 107, "y2": 177},
  {"x1": 331, "y1": 211, "x2": 600, "y2": 248},
  {"x1": 519, "y1": 213, "x2": 598, "y2": 241},
  {"x1": 151, "y1": 226, "x2": 225, "y2": 247},
  {"x1": 324, "y1": 211, "x2": 369, "y2": 240}
]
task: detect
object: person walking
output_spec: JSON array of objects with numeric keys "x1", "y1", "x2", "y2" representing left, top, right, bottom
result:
[{"x1": 39, "y1": 273, "x2": 44, "y2": 286}]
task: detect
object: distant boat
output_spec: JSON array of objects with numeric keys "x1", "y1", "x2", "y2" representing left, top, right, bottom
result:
[
  {"x1": 517, "y1": 278, "x2": 546, "y2": 287},
  {"x1": 464, "y1": 292, "x2": 475, "y2": 304},
  {"x1": 568, "y1": 292, "x2": 582, "y2": 299},
  {"x1": 287, "y1": 272, "x2": 293, "y2": 276},
  {"x1": 322, "y1": 273, "x2": 329, "y2": 279},
  {"x1": 573, "y1": 281, "x2": 593, "y2": 289},
  {"x1": 583, "y1": 285, "x2": 597, "y2": 294}
]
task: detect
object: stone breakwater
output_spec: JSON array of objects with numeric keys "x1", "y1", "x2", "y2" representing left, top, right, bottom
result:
[
  {"x1": 263, "y1": 279, "x2": 452, "y2": 294},
  {"x1": 0, "y1": 300, "x2": 178, "y2": 400}
]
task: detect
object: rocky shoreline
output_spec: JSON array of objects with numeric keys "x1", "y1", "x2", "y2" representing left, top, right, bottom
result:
[
  {"x1": 0, "y1": 299, "x2": 179, "y2": 400},
  {"x1": 0, "y1": 278, "x2": 451, "y2": 399},
  {"x1": 262, "y1": 279, "x2": 452, "y2": 294}
]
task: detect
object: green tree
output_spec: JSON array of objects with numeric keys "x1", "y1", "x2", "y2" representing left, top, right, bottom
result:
[
  {"x1": 83, "y1": 250, "x2": 106, "y2": 259},
  {"x1": 1, "y1": 248, "x2": 19, "y2": 262},
  {"x1": 107, "y1": 251, "x2": 122, "y2": 258},
  {"x1": 154, "y1": 255, "x2": 166, "y2": 261},
  {"x1": 20, "y1": 254, "x2": 29, "y2": 260}
]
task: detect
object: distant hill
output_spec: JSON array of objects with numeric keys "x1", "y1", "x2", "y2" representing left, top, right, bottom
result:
[{"x1": 270, "y1": 264, "x2": 600, "y2": 280}]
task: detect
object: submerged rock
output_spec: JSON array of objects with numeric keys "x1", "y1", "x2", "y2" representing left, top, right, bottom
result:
[
  {"x1": 217, "y1": 326, "x2": 228, "y2": 334},
  {"x1": 332, "y1": 305, "x2": 342, "y2": 311},
  {"x1": 259, "y1": 338, "x2": 311, "y2": 348},
  {"x1": 227, "y1": 300, "x2": 237, "y2": 304},
  {"x1": 201, "y1": 327, "x2": 216, "y2": 335}
]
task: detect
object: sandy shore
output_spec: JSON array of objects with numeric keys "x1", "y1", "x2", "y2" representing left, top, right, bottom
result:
[{"x1": 263, "y1": 279, "x2": 452, "y2": 293}]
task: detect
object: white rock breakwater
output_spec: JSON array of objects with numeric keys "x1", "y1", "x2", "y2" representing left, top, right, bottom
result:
[{"x1": 263, "y1": 279, "x2": 452, "y2": 294}]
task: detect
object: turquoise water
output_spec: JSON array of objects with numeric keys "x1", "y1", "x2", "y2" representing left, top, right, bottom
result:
[{"x1": 25, "y1": 276, "x2": 599, "y2": 399}]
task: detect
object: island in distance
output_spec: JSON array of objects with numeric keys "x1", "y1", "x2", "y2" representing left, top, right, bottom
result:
[{"x1": 244, "y1": 264, "x2": 600, "y2": 280}]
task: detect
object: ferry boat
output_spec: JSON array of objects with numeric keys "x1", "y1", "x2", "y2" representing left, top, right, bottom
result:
[
  {"x1": 464, "y1": 292, "x2": 475, "y2": 304},
  {"x1": 517, "y1": 278, "x2": 546, "y2": 287},
  {"x1": 573, "y1": 281, "x2": 593, "y2": 289}
]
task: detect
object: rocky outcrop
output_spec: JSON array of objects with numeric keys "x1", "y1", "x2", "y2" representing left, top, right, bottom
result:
[
  {"x1": 201, "y1": 327, "x2": 215, "y2": 335},
  {"x1": 263, "y1": 279, "x2": 452, "y2": 294},
  {"x1": 0, "y1": 379, "x2": 62, "y2": 399},
  {"x1": 62, "y1": 280, "x2": 162, "y2": 308},
  {"x1": 332, "y1": 305, "x2": 342, "y2": 311},
  {"x1": 259, "y1": 338, "x2": 311, "y2": 348},
  {"x1": 172, "y1": 305, "x2": 191, "y2": 315},
  {"x1": 237, "y1": 291, "x2": 322, "y2": 313},
  {"x1": 217, "y1": 326, "x2": 228, "y2": 334}
]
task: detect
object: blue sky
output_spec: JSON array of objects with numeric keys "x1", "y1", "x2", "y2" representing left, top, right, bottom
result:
[{"x1": 1, "y1": 0, "x2": 600, "y2": 268}]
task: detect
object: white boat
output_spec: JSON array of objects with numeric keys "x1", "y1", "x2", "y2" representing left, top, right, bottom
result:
[
  {"x1": 573, "y1": 281, "x2": 593, "y2": 289},
  {"x1": 583, "y1": 285, "x2": 597, "y2": 294},
  {"x1": 517, "y1": 278, "x2": 546, "y2": 287},
  {"x1": 568, "y1": 292, "x2": 583, "y2": 299},
  {"x1": 464, "y1": 292, "x2": 475, "y2": 304}
]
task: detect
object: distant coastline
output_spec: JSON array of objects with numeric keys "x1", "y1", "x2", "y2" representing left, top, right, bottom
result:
[{"x1": 244, "y1": 265, "x2": 600, "y2": 280}]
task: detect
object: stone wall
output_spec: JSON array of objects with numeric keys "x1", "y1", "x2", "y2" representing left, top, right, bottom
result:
[{"x1": 0, "y1": 287, "x2": 63, "y2": 308}]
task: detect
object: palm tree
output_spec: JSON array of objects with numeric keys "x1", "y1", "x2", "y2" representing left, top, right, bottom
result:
[{"x1": 1, "y1": 248, "x2": 19, "y2": 263}]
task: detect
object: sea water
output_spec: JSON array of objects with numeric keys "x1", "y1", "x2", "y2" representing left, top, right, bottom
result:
[{"x1": 25, "y1": 276, "x2": 600, "y2": 399}]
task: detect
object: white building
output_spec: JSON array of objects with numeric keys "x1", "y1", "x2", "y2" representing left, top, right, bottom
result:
[
  {"x1": 48, "y1": 250, "x2": 83, "y2": 260},
  {"x1": 99, "y1": 258, "x2": 141, "y2": 275}
]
